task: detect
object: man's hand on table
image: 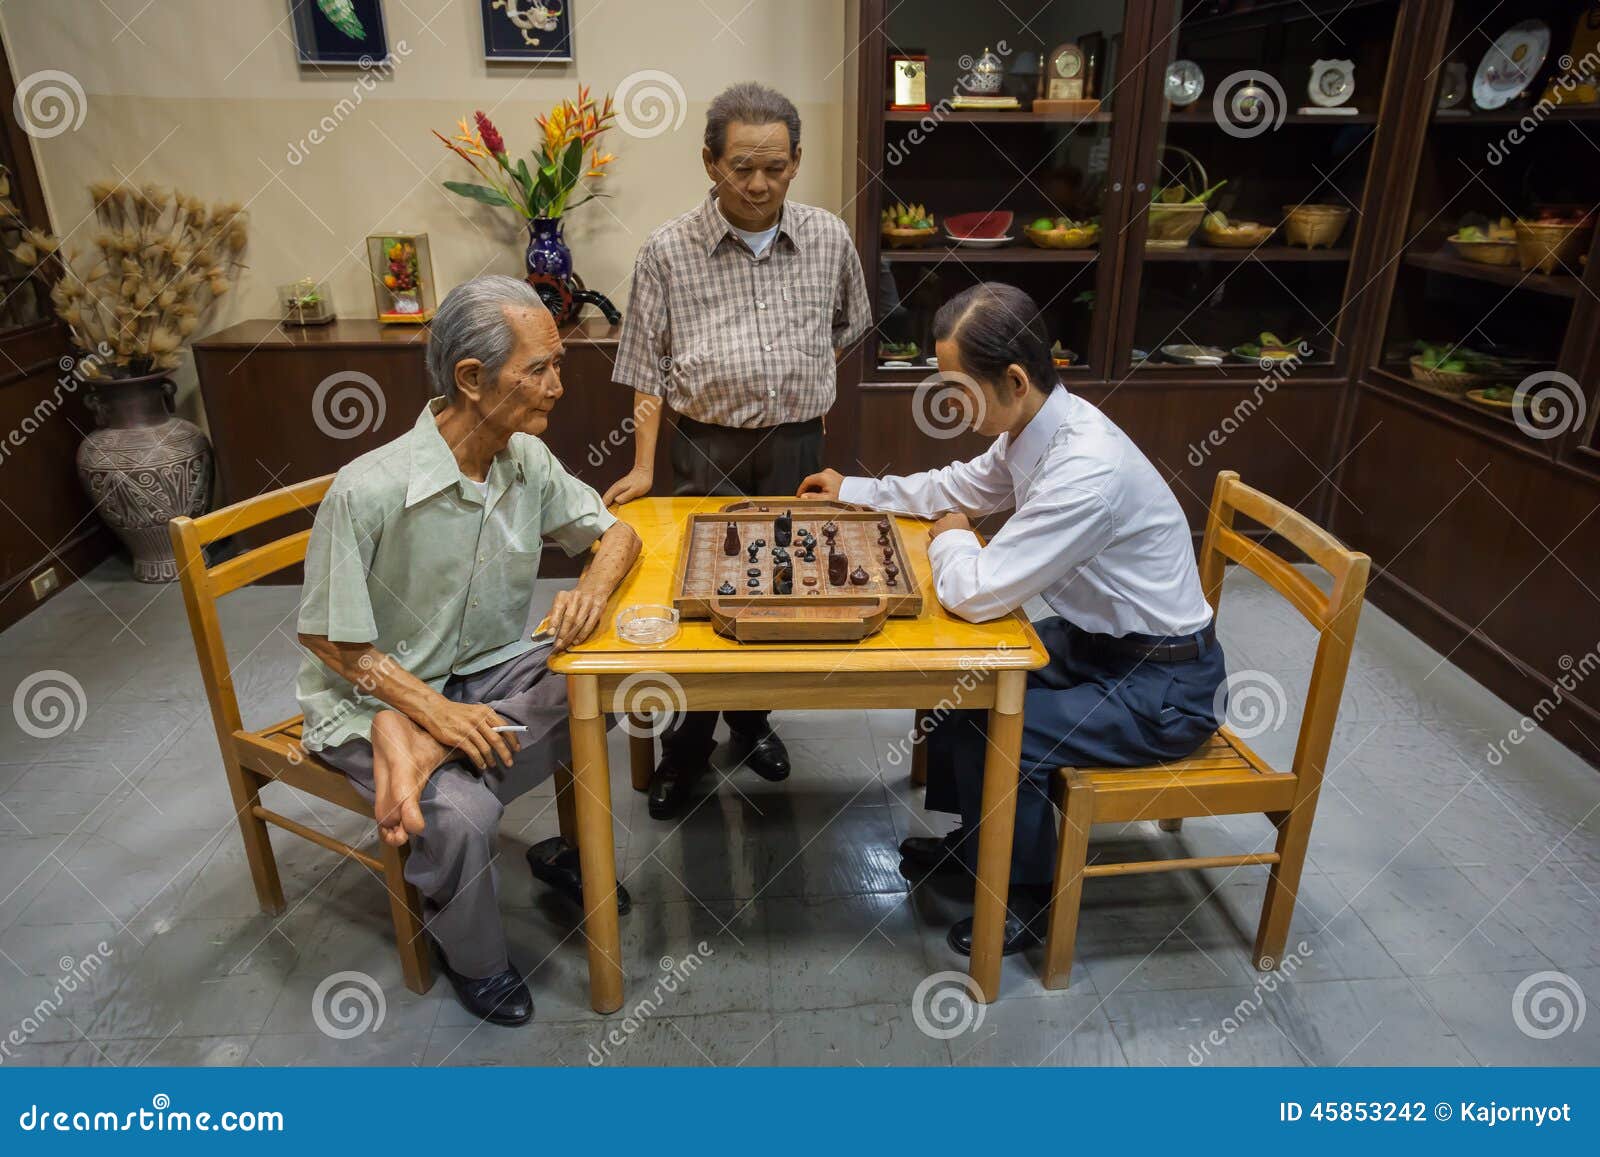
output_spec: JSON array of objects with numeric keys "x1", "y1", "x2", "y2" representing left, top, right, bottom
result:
[
  {"x1": 929, "y1": 511, "x2": 973, "y2": 541},
  {"x1": 602, "y1": 466, "x2": 653, "y2": 507},
  {"x1": 548, "y1": 586, "x2": 607, "y2": 653},
  {"x1": 415, "y1": 698, "x2": 520, "y2": 772},
  {"x1": 797, "y1": 468, "x2": 844, "y2": 499}
]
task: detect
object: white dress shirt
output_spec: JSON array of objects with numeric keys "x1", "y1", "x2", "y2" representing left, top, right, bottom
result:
[{"x1": 839, "y1": 386, "x2": 1213, "y2": 637}]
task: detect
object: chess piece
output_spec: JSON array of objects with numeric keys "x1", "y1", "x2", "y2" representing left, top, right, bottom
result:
[
  {"x1": 876, "y1": 519, "x2": 889, "y2": 533},
  {"x1": 774, "y1": 509, "x2": 793, "y2": 548},
  {"x1": 747, "y1": 542, "x2": 760, "y2": 563},
  {"x1": 747, "y1": 567, "x2": 761, "y2": 577},
  {"x1": 802, "y1": 575, "x2": 817, "y2": 587},
  {"x1": 723, "y1": 522, "x2": 740, "y2": 556},
  {"x1": 717, "y1": 580, "x2": 736, "y2": 595},
  {"x1": 773, "y1": 562, "x2": 793, "y2": 596},
  {"x1": 877, "y1": 533, "x2": 889, "y2": 547},
  {"x1": 882, "y1": 547, "x2": 894, "y2": 562},
  {"x1": 828, "y1": 549, "x2": 849, "y2": 586},
  {"x1": 747, "y1": 577, "x2": 761, "y2": 588},
  {"x1": 822, "y1": 520, "x2": 838, "y2": 542},
  {"x1": 849, "y1": 566, "x2": 870, "y2": 586},
  {"x1": 800, "y1": 546, "x2": 816, "y2": 563}
]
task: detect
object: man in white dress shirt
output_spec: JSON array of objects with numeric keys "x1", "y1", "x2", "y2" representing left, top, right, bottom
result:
[{"x1": 800, "y1": 283, "x2": 1226, "y2": 955}]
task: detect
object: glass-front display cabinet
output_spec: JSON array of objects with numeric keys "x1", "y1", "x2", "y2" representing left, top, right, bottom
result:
[
  {"x1": 1116, "y1": 0, "x2": 1403, "y2": 379},
  {"x1": 864, "y1": 0, "x2": 1141, "y2": 382},
  {"x1": 1370, "y1": 0, "x2": 1600, "y2": 465}
]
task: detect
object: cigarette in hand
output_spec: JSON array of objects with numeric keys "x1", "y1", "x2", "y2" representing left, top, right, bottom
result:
[{"x1": 491, "y1": 725, "x2": 528, "y2": 733}]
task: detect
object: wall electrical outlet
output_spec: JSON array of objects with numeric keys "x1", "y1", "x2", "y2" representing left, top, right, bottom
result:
[{"x1": 30, "y1": 567, "x2": 61, "y2": 601}]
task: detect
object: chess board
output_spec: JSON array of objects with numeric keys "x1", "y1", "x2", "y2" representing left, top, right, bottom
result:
[{"x1": 671, "y1": 500, "x2": 924, "y2": 642}]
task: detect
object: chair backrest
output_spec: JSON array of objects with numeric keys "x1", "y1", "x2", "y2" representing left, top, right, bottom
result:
[
  {"x1": 1196, "y1": 470, "x2": 1370, "y2": 792},
  {"x1": 168, "y1": 475, "x2": 334, "y2": 748}
]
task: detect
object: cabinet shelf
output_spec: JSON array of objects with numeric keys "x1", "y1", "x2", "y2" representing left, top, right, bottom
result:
[
  {"x1": 1401, "y1": 249, "x2": 1581, "y2": 298},
  {"x1": 1143, "y1": 245, "x2": 1352, "y2": 263},
  {"x1": 1164, "y1": 109, "x2": 1379, "y2": 125},
  {"x1": 880, "y1": 246, "x2": 1099, "y2": 264},
  {"x1": 883, "y1": 109, "x2": 1111, "y2": 124},
  {"x1": 1432, "y1": 106, "x2": 1600, "y2": 126}
]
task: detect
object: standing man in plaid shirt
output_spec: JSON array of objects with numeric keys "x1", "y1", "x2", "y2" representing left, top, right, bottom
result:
[{"x1": 603, "y1": 82, "x2": 872, "y2": 818}]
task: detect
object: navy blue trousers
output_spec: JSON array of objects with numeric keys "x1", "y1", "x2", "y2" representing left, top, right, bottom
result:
[{"x1": 924, "y1": 616, "x2": 1228, "y2": 887}]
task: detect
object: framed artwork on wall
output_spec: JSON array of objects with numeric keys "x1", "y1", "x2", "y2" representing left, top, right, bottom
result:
[
  {"x1": 481, "y1": 0, "x2": 575, "y2": 63},
  {"x1": 289, "y1": 0, "x2": 390, "y2": 66}
]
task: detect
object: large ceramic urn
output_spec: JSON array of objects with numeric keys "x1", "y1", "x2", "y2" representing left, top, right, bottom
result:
[{"x1": 75, "y1": 372, "x2": 213, "y2": 583}]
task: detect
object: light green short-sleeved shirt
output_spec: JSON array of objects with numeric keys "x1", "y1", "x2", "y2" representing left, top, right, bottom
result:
[{"x1": 295, "y1": 397, "x2": 617, "y2": 751}]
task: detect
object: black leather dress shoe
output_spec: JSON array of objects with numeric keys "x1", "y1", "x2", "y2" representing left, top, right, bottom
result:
[
  {"x1": 898, "y1": 829, "x2": 971, "y2": 878},
  {"x1": 434, "y1": 948, "x2": 533, "y2": 1026},
  {"x1": 726, "y1": 729, "x2": 790, "y2": 781},
  {"x1": 526, "y1": 836, "x2": 631, "y2": 915},
  {"x1": 648, "y1": 753, "x2": 708, "y2": 819},
  {"x1": 946, "y1": 893, "x2": 1048, "y2": 957}
]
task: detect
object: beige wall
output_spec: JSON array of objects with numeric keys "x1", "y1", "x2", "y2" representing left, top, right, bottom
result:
[{"x1": 0, "y1": 0, "x2": 856, "y2": 418}]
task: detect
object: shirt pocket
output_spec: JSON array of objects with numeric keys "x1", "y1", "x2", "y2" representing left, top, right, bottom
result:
[{"x1": 782, "y1": 277, "x2": 836, "y2": 357}]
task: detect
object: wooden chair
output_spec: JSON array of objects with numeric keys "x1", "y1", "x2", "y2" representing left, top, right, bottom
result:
[
  {"x1": 168, "y1": 476, "x2": 434, "y2": 995},
  {"x1": 1042, "y1": 469, "x2": 1370, "y2": 988}
]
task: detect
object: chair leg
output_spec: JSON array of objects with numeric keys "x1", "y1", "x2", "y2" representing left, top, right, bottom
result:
[
  {"x1": 910, "y1": 710, "x2": 929, "y2": 788},
  {"x1": 224, "y1": 759, "x2": 285, "y2": 915},
  {"x1": 381, "y1": 840, "x2": 433, "y2": 995},
  {"x1": 1042, "y1": 772, "x2": 1094, "y2": 989},
  {"x1": 1158, "y1": 818, "x2": 1183, "y2": 832},
  {"x1": 1253, "y1": 805, "x2": 1315, "y2": 969},
  {"x1": 553, "y1": 760, "x2": 578, "y2": 845}
]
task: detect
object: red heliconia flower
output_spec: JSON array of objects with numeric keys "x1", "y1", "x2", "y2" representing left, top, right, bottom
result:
[{"x1": 474, "y1": 110, "x2": 506, "y2": 157}]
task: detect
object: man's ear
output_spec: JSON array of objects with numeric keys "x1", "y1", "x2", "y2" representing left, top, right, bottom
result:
[
  {"x1": 1007, "y1": 362, "x2": 1031, "y2": 401},
  {"x1": 701, "y1": 145, "x2": 717, "y2": 182},
  {"x1": 789, "y1": 144, "x2": 802, "y2": 176},
  {"x1": 453, "y1": 358, "x2": 486, "y2": 404}
]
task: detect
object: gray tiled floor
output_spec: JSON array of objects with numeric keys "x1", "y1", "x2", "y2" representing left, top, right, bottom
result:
[{"x1": 0, "y1": 557, "x2": 1596, "y2": 1067}]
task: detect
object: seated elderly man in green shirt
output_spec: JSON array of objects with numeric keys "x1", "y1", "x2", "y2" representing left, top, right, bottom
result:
[{"x1": 295, "y1": 275, "x2": 640, "y2": 1027}]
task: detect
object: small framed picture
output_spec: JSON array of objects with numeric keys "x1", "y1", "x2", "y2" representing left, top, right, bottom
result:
[
  {"x1": 481, "y1": 0, "x2": 575, "y2": 63},
  {"x1": 289, "y1": 0, "x2": 390, "y2": 66}
]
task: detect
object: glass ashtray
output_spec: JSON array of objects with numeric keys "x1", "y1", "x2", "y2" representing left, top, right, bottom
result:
[{"x1": 616, "y1": 604, "x2": 680, "y2": 646}]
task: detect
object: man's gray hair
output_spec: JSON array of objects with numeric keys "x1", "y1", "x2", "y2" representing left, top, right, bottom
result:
[
  {"x1": 426, "y1": 274, "x2": 544, "y2": 401},
  {"x1": 704, "y1": 82, "x2": 800, "y2": 158}
]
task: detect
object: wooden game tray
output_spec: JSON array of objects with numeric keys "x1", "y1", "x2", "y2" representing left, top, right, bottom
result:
[{"x1": 671, "y1": 500, "x2": 924, "y2": 642}]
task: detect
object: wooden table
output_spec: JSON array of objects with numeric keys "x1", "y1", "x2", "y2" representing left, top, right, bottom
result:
[{"x1": 548, "y1": 497, "x2": 1048, "y2": 1013}]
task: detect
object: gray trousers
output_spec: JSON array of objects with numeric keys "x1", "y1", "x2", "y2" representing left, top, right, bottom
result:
[{"x1": 318, "y1": 646, "x2": 567, "y2": 979}]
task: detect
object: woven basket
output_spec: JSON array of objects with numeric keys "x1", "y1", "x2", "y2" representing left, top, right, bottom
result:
[
  {"x1": 1408, "y1": 354, "x2": 1485, "y2": 394},
  {"x1": 881, "y1": 226, "x2": 939, "y2": 249},
  {"x1": 1024, "y1": 224, "x2": 1099, "y2": 249},
  {"x1": 1513, "y1": 220, "x2": 1593, "y2": 274},
  {"x1": 1203, "y1": 221, "x2": 1274, "y2": 248},
  {"x1": 1283, "y1": 204, "x2": 1350, "y2": 249},
  {"x1": 1146, "y1": 203, "x2": 1207, "y2": 249},
  {"x1": 1447, "y1": 236, "x2": 1518, "y2": 266}
]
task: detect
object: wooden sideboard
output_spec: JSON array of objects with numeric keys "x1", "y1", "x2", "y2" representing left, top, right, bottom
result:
[{"x1": 194, "y1": 317, "x2": 655, "y2": 578}]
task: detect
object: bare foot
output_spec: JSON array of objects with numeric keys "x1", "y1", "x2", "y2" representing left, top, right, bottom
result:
[{"x1": 370, "y1": 710, "x2": 450, "y2": 846}]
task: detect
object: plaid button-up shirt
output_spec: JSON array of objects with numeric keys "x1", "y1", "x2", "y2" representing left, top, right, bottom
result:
[{"x1": 612, "y1": 194, "x2": 872, "y2": 428}]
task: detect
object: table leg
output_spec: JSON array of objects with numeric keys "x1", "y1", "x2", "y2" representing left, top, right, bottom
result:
[
  {"x1": 969, "y1": 668, "x2": 1026, "y2": 1003},
  {"x1": 568, "y1": 674, "x2": 624, "y2": 1014},
  {"x1": 629, "y1": 714, "x2": 655, "y2": 792}
]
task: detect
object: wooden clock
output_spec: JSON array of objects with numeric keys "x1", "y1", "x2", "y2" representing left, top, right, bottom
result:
[{"x1": 1035, "y1": 41, "x2": 1100, "y2": 116}]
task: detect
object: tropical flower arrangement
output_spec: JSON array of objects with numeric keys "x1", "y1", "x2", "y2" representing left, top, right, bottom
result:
[
  {"x1": 9, "y1": 180, "x2": 247, "y2": 377},
  {"x1": 435, "y1": 87, "x2": 618, "y2": 221}
]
